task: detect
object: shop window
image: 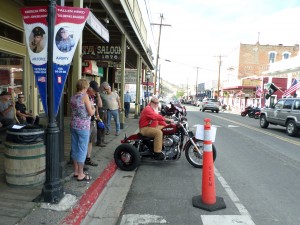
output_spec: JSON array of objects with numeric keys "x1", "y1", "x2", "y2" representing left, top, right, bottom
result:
[
  {"x1": 0, "y1": 51, "x2": 24, "y2": 97},
  {"x1": 0, "y1": 21, "x2": 24, "y2": 44}
]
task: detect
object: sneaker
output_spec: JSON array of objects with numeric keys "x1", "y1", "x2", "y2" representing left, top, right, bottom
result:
[
  {"x1": 154, "y1": 152, "x2": 165, "y2": 160},
  {"x1": 115, "y1": 132, "x2": 120, "y2": 136},
  {"x1": 106, "y1": 131, "x2": 110, "y2": 135}
]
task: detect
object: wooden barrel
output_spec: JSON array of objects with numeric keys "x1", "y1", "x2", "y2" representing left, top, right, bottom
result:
[{"x1": 4, "y1": 142, "x2": 45, "y2": 186}]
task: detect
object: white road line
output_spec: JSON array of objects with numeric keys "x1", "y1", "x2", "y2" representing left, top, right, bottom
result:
[
  {"x1": 120, "y1": 214, "x2": 167, "y2": 225},
  {"x1": 202, "y1": 215, "x2": 256, "y2": 225},
  {"x1": 214, "y1": 168, "x2": 250, "y2": 216},
  {"x1": 228, "y1": 125, "x2": 239, "y2": 128},
  {"x1": 201, "y1": 168, "x2": 256, "y2": 225}
]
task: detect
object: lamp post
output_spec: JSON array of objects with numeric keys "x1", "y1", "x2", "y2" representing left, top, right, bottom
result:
[{"x1": 146, "y1": 71, "x2": 151, "y2": 104}]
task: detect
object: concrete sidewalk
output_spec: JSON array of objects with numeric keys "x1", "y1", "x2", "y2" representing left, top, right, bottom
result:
[{"x1": 0, "y1": 112, "x2": 139, "y2": 225}]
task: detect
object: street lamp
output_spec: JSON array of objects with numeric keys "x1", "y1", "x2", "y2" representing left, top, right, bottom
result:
[{"x1": 146, "y1": 71, "x2": 151, "y2": 104}]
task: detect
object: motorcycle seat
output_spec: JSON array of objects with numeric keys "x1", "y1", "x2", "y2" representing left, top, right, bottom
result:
[{"x1": 137, "y1": 133, "x2": 153, "y2": 141}]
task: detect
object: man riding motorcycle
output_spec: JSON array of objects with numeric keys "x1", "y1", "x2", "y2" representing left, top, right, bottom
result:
[{"x1": 139, "y1": 96, "x2": 174, "y2": 160}]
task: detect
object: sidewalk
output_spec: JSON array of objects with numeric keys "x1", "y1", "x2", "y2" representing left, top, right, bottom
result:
[{"x1": 0, "y1": 112, "x2": 140, "y2": 225}]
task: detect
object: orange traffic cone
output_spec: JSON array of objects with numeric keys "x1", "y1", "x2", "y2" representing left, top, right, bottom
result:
[{"x1": 192, "y1": 118, "x2": 226, "y2": 211}]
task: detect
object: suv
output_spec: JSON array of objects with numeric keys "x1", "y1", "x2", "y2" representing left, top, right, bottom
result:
[
  {"x1": 199, "y1": 98, "x2": 220, "y2": 113},
  {"x1": 260, "y1": 98, "x2": 300, "y2": 136}
]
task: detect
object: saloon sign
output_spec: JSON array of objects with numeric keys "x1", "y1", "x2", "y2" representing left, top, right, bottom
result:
[{"x1": 82, "y1": 45, "x2": 121, "y2": 61}]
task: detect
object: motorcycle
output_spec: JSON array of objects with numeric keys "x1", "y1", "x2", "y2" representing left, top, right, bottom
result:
[
  {"x1": 247, "y1": 107, "x2": 261, "y2": 118},
  {"x1": 114, "y1": 115, "x2": 217, "y2": 171},
  {"x1": 161, "y1": 102, "x2": 187, "y2": 117},
  {"x1": 241, "y1": 106, "x2": 253, "y2": 117},
  {"x1": 254, "y1": 110, "x2": 261, "y2": 119}
]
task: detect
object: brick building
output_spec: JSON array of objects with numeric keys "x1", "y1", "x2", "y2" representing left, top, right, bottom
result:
[
  {"x1": 222, "y1": 42, "x2": 300, "y2": 111},
  {"x1": 238, "y1": 42, "x2": 299, "y2": 79}
]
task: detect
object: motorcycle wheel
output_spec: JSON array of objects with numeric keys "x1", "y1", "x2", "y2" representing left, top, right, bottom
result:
[
  {"x1": 185, "y1": 139, "x2": 217, "y2": 168},
  {"x1": 241, "y1": 112, "x2": 246, "y2": 117},
  {"x1": 248, "y1": 113, "x2": 254, "y2": 118},
  {"x1": 114, "y1": 143, "x2": 141, "y2": 171}
]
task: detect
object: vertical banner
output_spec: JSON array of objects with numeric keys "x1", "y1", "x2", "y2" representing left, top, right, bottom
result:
[
  {"x1": 21, "y1": 6, "x2": 48, "y2": 114},
  {"x1": 53, "y1": 6, "x2": 90, "y2": 116}
]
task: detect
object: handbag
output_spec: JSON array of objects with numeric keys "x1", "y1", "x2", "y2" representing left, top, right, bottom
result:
[{"x1": 97, "y1": 119, "x2": 105, "y2": 129}]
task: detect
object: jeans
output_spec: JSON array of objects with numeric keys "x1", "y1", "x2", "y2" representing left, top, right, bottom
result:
[
  {"x1": 124, "y1": 102, "x2": 130, "y2": 117},
  {"x1": 106, "y1": 109, "x2": 120, "y2": 133},
  {"x1": 71, "y1": 128, "x2": 90, "y2": 163}
]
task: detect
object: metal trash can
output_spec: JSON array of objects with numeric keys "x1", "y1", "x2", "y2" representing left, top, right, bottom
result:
[
  {"x1": 6, "y1": 125, "x2": 44, "y2": 144},
  {"x1": 4, "y1": 125, "x2": 45, "y2": 186}
]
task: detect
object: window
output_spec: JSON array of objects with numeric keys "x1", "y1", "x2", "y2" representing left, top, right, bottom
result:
[
  {"x1": 293, "y1": 100, "x2": 300, "y2": 110},
  {"x1": 274, "y1": 99, "x2": 284, "y2": 109},
  {"x1": 269, "y1": 52, "x2": 276, "y2": 63},
  {"x1": 283, "y1": 99, "x2": 294, "y2": 109},
  {"x1": 282, "y1": 52, "x2": 291, "y2": 60},
  {"x1": 0, "y1": 51, "x2": 24, "y2": 98},
  {"x1": 0, "y1": 21, "x2": 24, "y2": 44}
]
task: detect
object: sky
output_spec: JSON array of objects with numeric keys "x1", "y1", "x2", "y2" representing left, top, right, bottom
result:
[{"x1": 140, "y1": 0, "x2": 300, "y2": 87}]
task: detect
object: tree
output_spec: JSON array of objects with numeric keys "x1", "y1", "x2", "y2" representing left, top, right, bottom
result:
[{"x1": 176, "y1": 90, "x2": 185, "y2": 98}]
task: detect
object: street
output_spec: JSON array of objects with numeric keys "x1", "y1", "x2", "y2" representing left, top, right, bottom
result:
[{"x1": 116, "y1": 106, "x2": 300, "y2": 225}]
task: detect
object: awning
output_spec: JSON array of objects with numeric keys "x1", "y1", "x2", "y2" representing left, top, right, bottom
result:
[
  {"x1": 223, "y1": 85, "x2": 256, "y2": 90},
  {"x1": 82, "y1": 60, "x2": 102, "y2": 76}
]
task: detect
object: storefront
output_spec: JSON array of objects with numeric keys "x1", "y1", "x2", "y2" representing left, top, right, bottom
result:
[{"x1": 0, "y1": 1, "x2": 38, "y2": 114}]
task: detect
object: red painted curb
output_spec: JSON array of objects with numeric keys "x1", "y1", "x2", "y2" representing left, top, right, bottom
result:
[{"x1": 61, "y1": 160, "x2": 117, "y2": 225}]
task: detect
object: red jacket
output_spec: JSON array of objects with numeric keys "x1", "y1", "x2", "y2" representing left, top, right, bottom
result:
[{"x1": 139, "y1": 105, "x2": 166, "y2": 128}]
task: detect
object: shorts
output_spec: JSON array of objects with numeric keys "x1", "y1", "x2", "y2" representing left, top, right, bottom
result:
[{"x1": 89, "y1": 121, "x2": 97, "y2": 143}]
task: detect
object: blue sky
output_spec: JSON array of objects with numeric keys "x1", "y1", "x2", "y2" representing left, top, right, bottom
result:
[{"x1": 141, "y1": 0, "x2": 300, "y2": 86}]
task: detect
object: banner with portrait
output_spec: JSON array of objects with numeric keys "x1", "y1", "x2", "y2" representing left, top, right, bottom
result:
[
  {"x1": 21, "y1": 6, "x2": 48, "y2": 114},
  {"x1": 21, "y1": 6, "x2": 90, "y2": 116},
  {"x1": 53, "y1": 6, "x2": 90, "y2": 116}
]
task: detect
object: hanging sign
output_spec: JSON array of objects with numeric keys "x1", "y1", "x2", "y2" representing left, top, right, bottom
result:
[
  {"x1": 53, "y1": 6, "x2": 90, "y2": 116},
  {"x1": 21, "y1": 6, "x2": 49, "y2": 114},
  {"x1": 21, "y1": 6, "x2": 90, "y2": 116}
]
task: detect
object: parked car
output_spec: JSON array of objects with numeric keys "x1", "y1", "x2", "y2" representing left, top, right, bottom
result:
[
  {"x1": 260, "y1": 97, "x2": 300, "y2": 136},
  {"x1": 199, "y1": 98, "x2": 220, "y2": 113}
]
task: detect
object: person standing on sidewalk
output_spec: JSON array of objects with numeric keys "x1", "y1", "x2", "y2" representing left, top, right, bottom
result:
[
  {"x1": 85, "y1": 80, "x2": 100, "y2": 167},
  {"x1": 124, "y1": 91, "x2": 131, "y2": 118},
  {"x1": 100, "y1": 82, "x2": 121, "y2": 136},
  {"x1": 70, "y1": 79, "x2": 95, "y2": 181},
  {"x1": 96, "y1": 90, "x2": 107, "y2": 147}
]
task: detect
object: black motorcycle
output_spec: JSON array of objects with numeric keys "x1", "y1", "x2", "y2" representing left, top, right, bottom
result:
[
  {"x1": 161, "y1": 102, "x2": 187, "y2": 117},
  {"x1": 248, "y1": 107, "x2": 261, "y2": 118}
]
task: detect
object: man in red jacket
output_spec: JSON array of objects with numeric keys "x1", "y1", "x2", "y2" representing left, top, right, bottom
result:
[{"x1": 139, "y1": 96, "x2": 174, "y2": 160}]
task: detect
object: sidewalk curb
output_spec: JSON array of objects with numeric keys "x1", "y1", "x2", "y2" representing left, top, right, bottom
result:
[{"x1": 61, "y1": 160, "x2": 117, "y2": 225}]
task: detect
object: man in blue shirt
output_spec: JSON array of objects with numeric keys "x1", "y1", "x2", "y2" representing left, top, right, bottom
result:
[{"x1": 124, "y1": 91, "x2": 131, "y2": 118}]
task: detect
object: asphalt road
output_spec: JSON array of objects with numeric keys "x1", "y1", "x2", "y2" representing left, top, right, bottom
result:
[{"x1": 116, "y1": 106, "x2": 300, "y2": 225}]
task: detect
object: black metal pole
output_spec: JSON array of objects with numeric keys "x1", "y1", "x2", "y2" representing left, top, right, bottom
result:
[
  {"x1": 146, "y1": 78, "x2": 149, "y2": 104},
  {"x1": 42, "y1": 0, "x2": 64, "y2": 203},
  {"x1": 57, "y1": 0, "x2": 65, "y2": 180}
]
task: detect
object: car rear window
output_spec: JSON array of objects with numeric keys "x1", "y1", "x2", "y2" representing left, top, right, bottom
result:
[{"x1": 207, "y1": 99, "x2": 217, "y2": 102}]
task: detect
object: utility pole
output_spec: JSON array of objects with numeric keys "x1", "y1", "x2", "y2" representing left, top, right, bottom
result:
[
  {"x1": 215, "y1": 55, "x2": 226, "y2": 98},
  {"x1": 151, "y1": 14, "x2": 171, "y2": 95},
  {"x1": 196, "y1": 67, "x2": 199, "y2": 98}
]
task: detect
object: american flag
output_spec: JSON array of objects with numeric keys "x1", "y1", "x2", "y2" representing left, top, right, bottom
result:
[
  {"x1": 282, "y1": 79, "x2": 300, "y2": 97},
  {"x1": 255, "y1": 85, "x2": 262, "y2": 97},
  {"x1": 38, "y1": 76, "x2": 46, "y2": 82}
]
